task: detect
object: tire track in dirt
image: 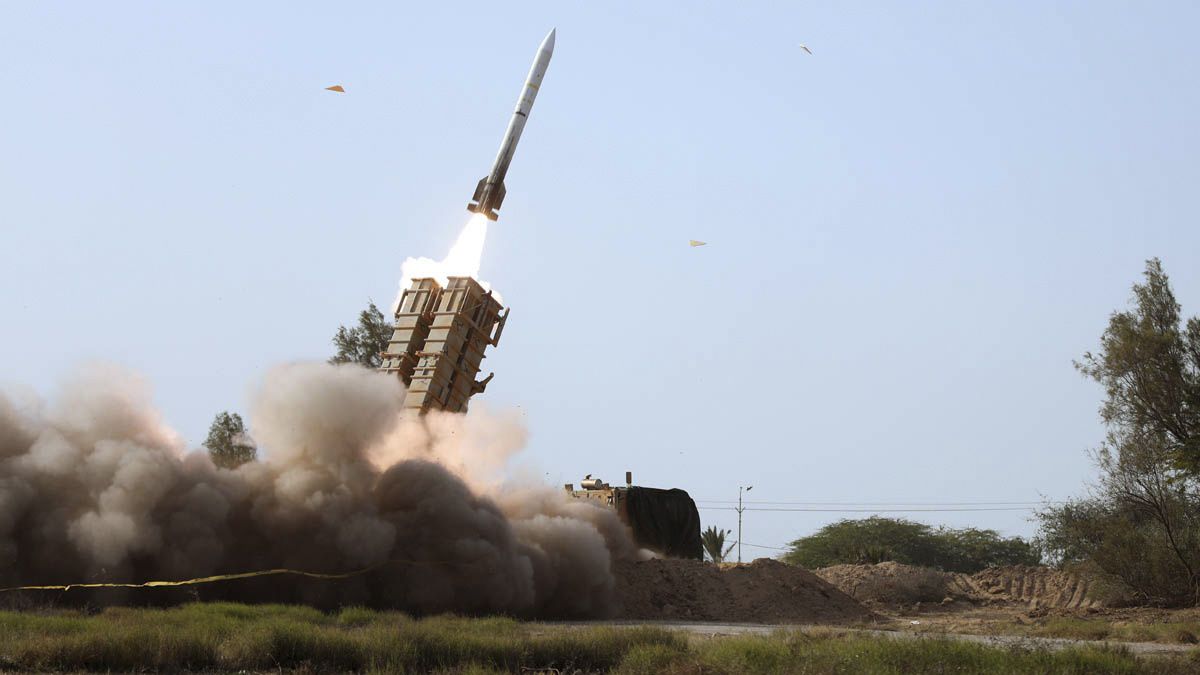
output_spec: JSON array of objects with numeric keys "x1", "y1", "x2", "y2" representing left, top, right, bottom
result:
[{"x1": 816, "y1": 562, "x2": 1104, "y2": 609}]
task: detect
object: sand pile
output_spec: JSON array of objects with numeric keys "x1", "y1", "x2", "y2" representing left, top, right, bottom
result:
[
  {"x1": 815, "y1": 561, "x2": 971, "y2": 606},
  {"x1": 815, "y1": 562, "x2": 1104, "y2": 609},
  {"x1": 971, "y1": 565, "x2": 1103, "y2": 609},
  {"x1": 613, "y1": 558, "x2": 876, "y2": 624}
]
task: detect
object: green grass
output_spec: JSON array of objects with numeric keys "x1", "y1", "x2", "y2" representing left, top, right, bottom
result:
[
  {"x1": 906, "y1": 615, "x2": 1200, "y2": 646},
  {"x1": 0, "y1": 604, "x2": 1195, "y2": 673},
  {"x1": 1022, "y1": 617, "x2": 1200, "y2": 645},
  {"x1": 0, "y1": 604, "x2": 680, "y2": 673},
  {"x1": 616, "y1": 631, "x2": 1200, "y2": 675}
]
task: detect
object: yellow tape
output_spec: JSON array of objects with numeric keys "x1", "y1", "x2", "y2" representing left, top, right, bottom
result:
[{"x1": 0, "y1": 558, "x2": 447, "y2": 593}]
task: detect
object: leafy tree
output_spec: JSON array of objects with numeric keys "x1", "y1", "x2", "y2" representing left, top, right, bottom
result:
[
  {"x1": 204, "y1": 411, "x2": 256, "y2": 469},
  {"x1": 938, "y1": 526, "x2": 1044, "y2": 574},
  {"x1": 786, "y1": 517, "x2": 933, "y2": 569},
  {"x1": 1038, "y1": 259, "x2": 1200, "y2": 605},
  {"x1": 701, "y1": 526, "x2": 734, "y2": 563},
  {"x1": 330, "y1": 301, "x2": 392, "y2": 369},
  {"x1": 1075, "y1": 258, "x2": 1200, "y2": 476},
  {"x1": 784, "y1": 516, "x2": 1038, "y2": 573}
]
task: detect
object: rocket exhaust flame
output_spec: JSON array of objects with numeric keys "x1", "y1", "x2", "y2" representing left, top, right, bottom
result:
[{"x1": 394, "y1": 214, "x2": 495, "y2": 313}]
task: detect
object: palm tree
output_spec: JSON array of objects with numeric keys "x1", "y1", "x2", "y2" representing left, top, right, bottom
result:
[{"x1": 701, "y1": 526, "x2": 735, "y2": 563}]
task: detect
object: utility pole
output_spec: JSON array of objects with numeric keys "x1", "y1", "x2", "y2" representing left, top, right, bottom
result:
[{"x1": 737, "y1": 485, "x2": 753, "y2": 563}]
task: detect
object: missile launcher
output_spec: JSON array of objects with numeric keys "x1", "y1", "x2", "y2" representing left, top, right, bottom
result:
[{"x1": 380, "y1": 276, "x2": 507, "y2": 414}]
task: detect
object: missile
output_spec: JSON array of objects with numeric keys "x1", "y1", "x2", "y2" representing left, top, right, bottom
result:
[{"x1": 467, "y1": 29, "x2": 556, "y2": 221}]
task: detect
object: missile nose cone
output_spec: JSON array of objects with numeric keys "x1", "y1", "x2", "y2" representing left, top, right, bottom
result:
[{"x1": 541, "y1": 28, "x2": 556, "y2": 54}]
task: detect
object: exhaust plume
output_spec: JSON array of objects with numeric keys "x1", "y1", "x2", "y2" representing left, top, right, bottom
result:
[
  {"x1": 394, "y1": 215, "x2": 496, "y2": 313},
  {"x1": 0, "y1": 362, "x2": 637, "y2": 617}
]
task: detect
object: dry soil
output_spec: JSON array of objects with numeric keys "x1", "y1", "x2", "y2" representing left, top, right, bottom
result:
[
  {"x1": 613, "y1": 558, "x2": 877, "y2": 624},
  {"x1": 815, "y1": 561, "x2": 1104, "y2": 610}
]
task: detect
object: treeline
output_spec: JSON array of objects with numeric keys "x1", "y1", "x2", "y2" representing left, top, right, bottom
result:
[{"x1": 784, "y1": 517, "x2": 1039, "y2": 573}]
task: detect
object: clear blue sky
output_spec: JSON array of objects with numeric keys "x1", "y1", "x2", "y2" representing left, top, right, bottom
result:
[{"x1": 3, "y1": 2, "x2": 1199, "y2": 554}]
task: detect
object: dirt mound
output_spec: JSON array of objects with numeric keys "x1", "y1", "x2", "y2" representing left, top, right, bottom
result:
[
  {"x1": 814, "y1": 562, "x2": 1103, "y2": 609},
  {"x1": 970, "y1": 565, "x2": 1102, "y2": 609},
  {"x1": 815, "y1": 562, "x2": 966, "y2": 606},
  {"x1": 613, "y1": 558, "x2": 876, "y2": 624}
]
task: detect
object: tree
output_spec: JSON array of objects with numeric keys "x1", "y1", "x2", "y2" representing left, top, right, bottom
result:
[
  {"x1": 938, "y1": 526, "x2": 1043, "y2": 572},
  {"x1": 701, "y1": 526, "x2": 734, "y2": 563},
  {"x1": 784, "y1": 517, "x2": 1039, "y2": 573},
  {"x1": 1075, "y1": 258, "x2": 1200, "y2": 476},
  {"x1": 1038, "y1": 259, "x2": 1200, "y2": 605},
  {"x1": 330, "y1": 301, "x2": 392, "y2": 369},
  {"x1": 204, "y1": 411, "x2": 256, "y2": 469}
]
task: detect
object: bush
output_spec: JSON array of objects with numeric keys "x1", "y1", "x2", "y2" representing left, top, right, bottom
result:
[
  {"x1": 784, "y1": 517, "x2": 1039, "y2": 573},
  {"x1": 1037, "y1": 490, "x2": 1200, "y2": 606}
]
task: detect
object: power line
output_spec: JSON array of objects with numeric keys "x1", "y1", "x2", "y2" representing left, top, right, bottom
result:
[{"x1": 738, "y1": 541, "x2": 790, "y2": 552}]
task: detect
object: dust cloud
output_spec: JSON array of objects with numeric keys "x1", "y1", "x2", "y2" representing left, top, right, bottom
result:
[{"x1": 0, "y1": 362, "x2": 637, "y2": 617}]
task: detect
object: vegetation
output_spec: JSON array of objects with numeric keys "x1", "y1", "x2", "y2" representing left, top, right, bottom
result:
[
  {"x1": 0, "y1": 605, "x2": 1194, "y2": 674},
  {"x1": 784, "y1": 516, "x2": 1040, "y2": 573},
  {"x1": 625, "y1": 630, "x2": 1200, "y2": 675},
  {"x1": 905, "y1": 614, "x2": 1200, "y2": 645},
  {"x1": 1076, "y1": 258, "x2": 1200, "y2": 477},
  {"x1": 1013, "y1": 617, "x2": 1198, "y2": 645},
  {"x1": 701, "y1": 526, "x2": 734, "y2": 563},
  {"x1": 0, "y1": 604, "x2": 678, "y2": 673},
  {"x1": 330, "y1": 301, "x2": 392, "y2": 368},
  {"x1": 203, "y1": 411, "x2": 256, "y2": 469},
  {"x1": 1038, "y1": 259, "x2": 1200, "y2": 606}
]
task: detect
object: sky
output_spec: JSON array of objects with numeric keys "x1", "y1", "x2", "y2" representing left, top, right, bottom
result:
[{"x1": 2, "y1": 1, "x2": 1199, "y2": 555}]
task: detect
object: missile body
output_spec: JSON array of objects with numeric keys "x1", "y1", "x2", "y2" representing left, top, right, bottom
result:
[{"x1": 467, "y1": 29, "x2": 555, "y2": 221}]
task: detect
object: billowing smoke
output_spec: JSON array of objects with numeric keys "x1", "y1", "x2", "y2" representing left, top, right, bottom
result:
[{"x1": 0, "y1": 362, "x2": 639, "y2": 617}]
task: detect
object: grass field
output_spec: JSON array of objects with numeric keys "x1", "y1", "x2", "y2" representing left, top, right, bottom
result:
[
  {"x1": 0, "y1": 603, "x2": 1197, "y2": 673},
  {"x1": 902, "y1": 613, "x2": 1200, "y2": 646},
  {"x1": 1014, "y1": 617, "x2": 1200, "y2": 645}
]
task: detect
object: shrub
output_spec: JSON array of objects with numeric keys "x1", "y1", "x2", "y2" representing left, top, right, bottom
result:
[{"x1": 784, "y1": 516, "x2": 1039, "y2": 573}]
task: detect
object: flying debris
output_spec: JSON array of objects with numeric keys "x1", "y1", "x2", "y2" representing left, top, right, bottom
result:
[
  {"x1": 325, "y1": 85, "x2": 345, "y2": 92},
  {"x1": 798, "y1": 44, "x2": 813, "y2": 55},
  {"x1": 689, "y1": 240, "x2": 707, "y2": 247},
  {"x1": 467, "y1": 29, "x2": 556, "y2": 221}
]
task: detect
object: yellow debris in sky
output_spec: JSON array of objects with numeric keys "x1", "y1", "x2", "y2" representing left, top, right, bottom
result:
[{"x1": 689, "y1": 240, "x2": 707, "y2": 247}]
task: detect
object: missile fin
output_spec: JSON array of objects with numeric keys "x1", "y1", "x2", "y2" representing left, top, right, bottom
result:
[
  {"x1": 493, "y1": 181, "x2": 507, "y2": 209},
  {"x1": 472, "y1": 178, "x2": 487, "y2": 201}
]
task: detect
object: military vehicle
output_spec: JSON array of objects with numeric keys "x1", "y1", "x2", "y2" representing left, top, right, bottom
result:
[{"x1": 566, "y1": 472, "x2": 702, "y2": 559}]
